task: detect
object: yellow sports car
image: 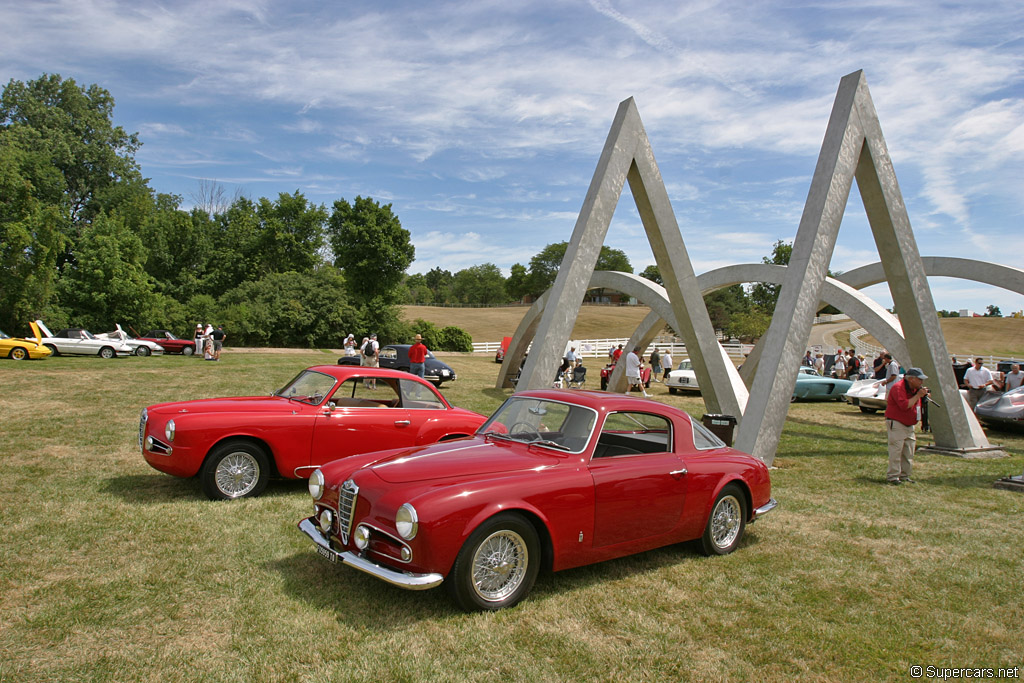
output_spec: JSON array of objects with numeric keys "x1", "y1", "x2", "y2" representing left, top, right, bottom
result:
[{"x1": 1, "y1": 322, "x2": 52, "y2": 360}]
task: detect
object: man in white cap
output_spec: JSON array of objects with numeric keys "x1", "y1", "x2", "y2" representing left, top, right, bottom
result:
[{"x1": 883, "y1": 367, "x2": 929, "y2": 485}]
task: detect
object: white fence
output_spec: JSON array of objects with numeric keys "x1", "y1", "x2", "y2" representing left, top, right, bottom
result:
[{"x1": 473, "y1": 337, "x2": 756, "y2": 364}]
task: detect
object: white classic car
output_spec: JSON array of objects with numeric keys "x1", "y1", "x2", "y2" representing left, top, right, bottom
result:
[
  {"x1": 843, "y1": 377, "x2": 891, "y2": 413},
  {"x1": 35, "y1": 320, "x2": 134, "y2": 358},
  {"x1": 665, "y1": 358, "x2": 700, "y2": 394},
  {"x1": 95, "y1": 324, "x2": 164, "y2": 356}
]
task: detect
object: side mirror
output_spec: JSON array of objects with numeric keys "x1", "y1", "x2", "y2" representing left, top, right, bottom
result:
[{"x1": 327, "y1": 401, "x2": 336, "y2": 412}]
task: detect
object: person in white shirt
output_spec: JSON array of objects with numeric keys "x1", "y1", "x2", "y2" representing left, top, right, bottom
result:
[
  {"x1": 1003, "y1": 363, "x2": 1023, "y2": 391},
  {"x1": 661, "y1": 350, "x2": 673, "y2": 381},
  {"x1": 624, "y1": 347, "x2": 648, "y2": 397},
  {"x1": 962, "y1": 357, "x2": 995, "y2": 411}
]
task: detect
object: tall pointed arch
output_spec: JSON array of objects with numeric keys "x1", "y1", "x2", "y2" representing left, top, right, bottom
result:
[
  {"x1": 514, "y1": 98, "x2": 744, "y2": 417},
  {"x1": 734, "y1": 70, "x2": 991, "y2": 464}
]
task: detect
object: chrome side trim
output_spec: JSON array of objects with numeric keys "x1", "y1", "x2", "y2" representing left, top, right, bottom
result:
[
  {"x1": 752, "y1": 498, "x2": 778, "y2": 521},
  {"x1": 298, "y1": 518, "x2": 443, "y2": 590}
]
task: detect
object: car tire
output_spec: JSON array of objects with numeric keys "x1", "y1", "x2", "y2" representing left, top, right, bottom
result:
[
  {"x1": 43, "y1": 344, "x2": 58, "y2": 356},
  {"x1": 135, "y1": 345, "x2": 150, "y2": 357},
  {"x1": 200, "y1": 441, "x2": 270, "y2": 500},
  {"x1": 700, "y1": 484, "x2": 747, "y2": 556},
  {"x1": 9, "y1": 346, "x2": 29, "y2": 360},
  {"x1": 668, "y1": 387, "x2": 677, "y2": 395},
  {"x1": 446, "y1": 512, "x2": 540, "y2": 612},
  {"x1": 859, "y1": 406, "x2": 878, "y2": 414},
  {"x1": 99, "y1": 346, "x2": 115, "y2": 359},
  {"x1": 182, "y1": 346, "x2": 194, "y2": 356}
]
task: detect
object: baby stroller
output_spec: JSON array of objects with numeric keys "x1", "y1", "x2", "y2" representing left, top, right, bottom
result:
[{"x1": 568, "y1": 364, "x2": 587, "y2": 389}]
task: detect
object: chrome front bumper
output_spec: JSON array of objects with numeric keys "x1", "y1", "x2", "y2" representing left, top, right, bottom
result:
[
  {"x1": 298, "y1": 518, "x2": 444, "y2": 590},
  {"x1": 752, "y1": 498, "x2": 778, "y2": 521}
]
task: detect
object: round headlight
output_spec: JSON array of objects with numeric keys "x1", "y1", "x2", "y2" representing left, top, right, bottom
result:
[
  {"x1": 395, "y1": 503, "x2": 418, "y2": 540},
  {"x1": 164, "y1": 419, "x2": 175, "y2": 442},
  {"x1": 318, "y1": 508, "x2": 334, "y2": 534},
  {"x1": 308, "y1": 468, "x2": 325, "y2": 500},
  {"x1": 353, "y1": 524, "x2": 370, "y2": 550}
]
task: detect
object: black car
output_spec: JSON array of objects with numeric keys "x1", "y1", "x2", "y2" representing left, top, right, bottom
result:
[{"x1": 338, "y1": 344, "x2": 457, "y2": 387}]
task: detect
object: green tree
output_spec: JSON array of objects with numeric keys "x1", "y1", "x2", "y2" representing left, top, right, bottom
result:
[
  {"x1": 55, "y1": 212, "x2": 159, "y2": 330},
  {"x1": 527, "y1": 242, "x2": 633, "y2": 297},
  {"x1": 136, "y1": 194, "x2": 213, "y2": 302},
  {"x1": 451, "y1": 263, "x2": 508, "y2": 304},
  {"x1": 727, "y1": 309, "x2": 772, "y2": 342},
  {"x1": 327, "y1": 196, "x2": 415, "y2": 303},
  {"x1": 0, "y1": 74, "x2": 145, "y2": 266},
  {"x1": 639, "y1": 264, "x2": 662, "y2": 286},
  {"x1": 253, "y1": 191, "x2": 327, "y2": 276},
  {"x1": 985, "y1": 305, "x2": 1002, "y2": 317},
  {"x1": 424, "y1": 267, "x2": 454, "y2": 304},
  {"x1": 402, "y1": 273, "x2": 434, "y2": 304},
  {"x1": 0, "y1": 142, "x2": 65, "y2": 331},
  {"x1": 749, "y1": 240, "x2": 793, "y2": 312},
  {"x1": 505, "y1": 263, "x2": 530, "y2": 301},
  {"x1": 704, "y1": 284, "x2": 749, "y2": 332}
]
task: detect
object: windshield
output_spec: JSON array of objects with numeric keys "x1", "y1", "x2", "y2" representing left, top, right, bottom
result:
[
  {"x1": 677, "y1": 360, "x2": 692, "y2": 371},
  {"x1": 0, "y1": 330, "x2": 9, "y2": 339},
  {"x1": 274, "y1": 370, "x2": 337, "y2": 405},
  {"x1": 477, "y1": 397, "x2": 596, "y2": 453}
]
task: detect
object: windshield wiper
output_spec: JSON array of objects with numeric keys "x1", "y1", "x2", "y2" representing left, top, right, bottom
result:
[
  {"x1": 529, "y1": 439, "x2": 571, "y2": 451},
  {"x1": 483, "y1": 431, "x2": 515, "y2": 442}
]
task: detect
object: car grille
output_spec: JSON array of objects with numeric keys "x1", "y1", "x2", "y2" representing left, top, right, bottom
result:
[
  {"x1": 138, "y1": 409, "x2": 148, "y2": 449},
  {"x1": 338, "y1": 479, "x2": 359, "y2": 545}
]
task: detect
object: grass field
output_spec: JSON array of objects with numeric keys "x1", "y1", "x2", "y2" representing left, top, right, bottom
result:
[{"x1": 2, "y1": 352, "x2": 1023, "y2": 682}]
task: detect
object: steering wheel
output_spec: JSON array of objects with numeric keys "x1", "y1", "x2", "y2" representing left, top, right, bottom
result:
[{"x1": 508, "y1": 422, "x2": 542, "y2": 441}]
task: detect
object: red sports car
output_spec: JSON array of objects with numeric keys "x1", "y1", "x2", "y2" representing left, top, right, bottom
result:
[
  {"x1": 299, "y1": 389, "x2": 776, "y2": 611},
  {"x1": 138, "y1": 330, "x2": 197, "y2": 355},
  {"x1": 139, "y1": 365, "x2": 488, "y2": 499}
]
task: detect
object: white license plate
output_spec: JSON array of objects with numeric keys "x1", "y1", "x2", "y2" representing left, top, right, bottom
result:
[
  {"x1": 681, "y1": 378, "x2": 689, "y2": 384},
  {"x1": 316, "y1": 544, "x2": 337, "y2": 563}
]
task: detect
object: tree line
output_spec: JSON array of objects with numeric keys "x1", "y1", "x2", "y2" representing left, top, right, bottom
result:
[{"x1": 6, "y1": 73, "x2": 892, "y2": 350}]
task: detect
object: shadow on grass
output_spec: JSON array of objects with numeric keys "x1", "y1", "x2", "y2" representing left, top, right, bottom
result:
[
  {"x1": 267, "y1": 529, "x2": 763, "y2": 625},
  {"x1": 852, "y1": 473, "x2": 1006, "y2": 489},
  {"x1": 100, "y1": 474, "x2": 307, "y2": 504}
]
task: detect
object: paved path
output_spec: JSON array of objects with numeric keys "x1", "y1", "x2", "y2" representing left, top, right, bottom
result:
[{"x1": 807, "y1": 319, "x2": 859, "y2": 353}]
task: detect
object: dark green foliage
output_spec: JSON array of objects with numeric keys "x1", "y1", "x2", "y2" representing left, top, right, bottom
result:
[
  {"x1": 437, "y1": 326, "x2": 474, "y2": 352},
  {"x1": 527, "y1": 242, "x2": 633, "y2": 298},
  {"x1": 328, "y1": 196, "x2": 415, "y2": 303},
  {"x1": 639, "y1": 264, "x2": 662, "y2": 285},
  {"x1": 409, "y1": 318, "x2": 442, "y2": 349},
  {"x1": 216, "y1": 268, "x2": 357, "y2": 347},
  {"x1": 451, "y1": 263, "x2": 508, "y2": 304}
]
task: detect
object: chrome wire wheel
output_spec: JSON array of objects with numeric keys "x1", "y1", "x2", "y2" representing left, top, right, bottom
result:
[
  {"x1": 470, "y1": 529, "x2": 529, "y2": 603},
  {"x1": 710, "y1": 494, "x2": 742, "y2": 550},
  {"x1": 215, "y1": 451, "x2": 260, "y2": 498}
]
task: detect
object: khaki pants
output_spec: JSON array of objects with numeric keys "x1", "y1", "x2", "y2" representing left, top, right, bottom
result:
[{"x1": 887, "y1": 419, "x2": 915, "y2": 482}]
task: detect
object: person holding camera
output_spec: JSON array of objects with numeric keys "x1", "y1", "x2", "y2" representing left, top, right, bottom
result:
[{"x1": 884, "y1": 367, "x2": 929, "y2": 485}]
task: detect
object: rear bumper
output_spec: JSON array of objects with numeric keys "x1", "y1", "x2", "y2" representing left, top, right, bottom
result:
[{"x1": 298, "y1": 518, "x2": 444, "y2": 590}]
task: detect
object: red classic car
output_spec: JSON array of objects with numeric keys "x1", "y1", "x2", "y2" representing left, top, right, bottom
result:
[
  {"x1": 139, "y1": 365, "x2": 488, "y2": 499},
  {"x1": 299, "y1": 389, "x2": 776, "y2": 611},
  {"x1": 137, "y1": 329, "x2": 197, "y2": 355}
]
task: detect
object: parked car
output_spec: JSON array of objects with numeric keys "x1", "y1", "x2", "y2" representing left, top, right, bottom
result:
[
  {"x1": 95, "y1": 324, "x2": 164, "y2": 356},
  {"x1": 599, "y1": 362, "x2": 651, "y2": 390},
  {"x1": 843, "y1": 376, "x2": 891, "y2": 413},
  {"x1": 665, "y1": 358, "x2": 700, "y2": 394},
  {"x1": 35, "y1": 320, "x2": 133, "y2": 358},
  {"x1": 299, "y1": 389, "x2": 776, "y2": 611},
  {"x1": 792, "y1": 366, "x2": 852, "y2": 402},
  {"x1": 338, "y1": 344, "x2": 457, "y2": 387},
  {"x1": 139, "y1": 365, "x2": 487, "y2": 500},
  {"x1": 137, "y1": 329, "x2": 197, "y2": 355},
  {"x1": 1, "y1": 322, "x2": 52, "y2": 360},
  {"x1": 495, "y1": 336, "x2": 512, "y2": 363},
  {"x1": 975, "y1": 387, "x2": 1024, "y2": 431}
]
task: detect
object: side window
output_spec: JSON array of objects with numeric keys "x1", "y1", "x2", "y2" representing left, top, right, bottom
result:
[
  {"x1": 334, "y1": 378, "x2": 401, "y2": 408},
  {"x1": 380, "y1": 348, "x2": 398, "y2": 360},
  {"x1": 691, "y1": 420, "x2": 726, "y2": 450},
  {"x1": 399, "y1": 380, "x2": 445, "y2": 410},
  {"x1": 594, "y1": 412, "x2": 672, "y2": 458}
]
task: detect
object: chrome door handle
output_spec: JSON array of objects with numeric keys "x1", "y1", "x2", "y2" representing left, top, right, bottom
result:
[
  {"x1": 669, "y1": 468, "x2": 687, "y2": 478},
  {"x1": 394, "y1": 420, "x2": 411, "y2": 427}
]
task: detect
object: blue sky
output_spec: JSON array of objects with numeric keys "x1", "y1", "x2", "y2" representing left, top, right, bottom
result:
[{"x1": 3, "y1": 0, "x2": 1023, "y2": 314}]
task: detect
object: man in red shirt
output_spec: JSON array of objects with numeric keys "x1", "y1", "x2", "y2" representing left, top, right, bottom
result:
[
  {"x1": 884, "y1": 367, "x2": 929, "y2": 485},
  {"x1": 408, "y1": 334, "x2": 428, "y2": 379}
]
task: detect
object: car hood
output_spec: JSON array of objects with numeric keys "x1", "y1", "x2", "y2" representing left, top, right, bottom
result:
[
  {"x1": 147, "y1": 396, "x2": 296, "y2": 415},
  {"x1": 362, "y1": 438, "x2": 562, "y2": 484}
]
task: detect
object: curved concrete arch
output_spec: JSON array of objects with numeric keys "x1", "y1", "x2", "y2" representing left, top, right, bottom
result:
[
  {"x1": 498, "y1": 272, "x2": 749, "y2": 416},
  {"x1": 837, "y1": 257, "x2": 1024, "y2": 296}
]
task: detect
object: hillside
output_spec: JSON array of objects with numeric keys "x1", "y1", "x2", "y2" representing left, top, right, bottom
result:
[
  {"x1": 403, "y1": 305, "x2": 1024, "y2": 357},
  {"x1": 401, "y1": 304, "x2": 659, "y2": 343}
]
